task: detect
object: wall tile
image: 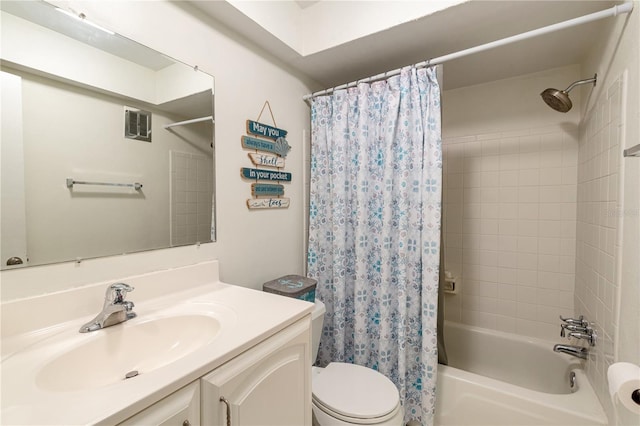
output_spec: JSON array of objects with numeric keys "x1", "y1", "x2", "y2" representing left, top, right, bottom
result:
[
  {"x1": 574, "y1": 75, "x2": 625, "y2": 415},
  {"x1": 444, "y1": 125, "x2": 577, "y2": 341}
]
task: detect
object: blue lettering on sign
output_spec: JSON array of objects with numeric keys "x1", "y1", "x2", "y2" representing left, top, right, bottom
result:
[
  {"x1": 247, "y1": 120, "x2": 287, "y2": 141},
  {"x1": 242, "y1": 136, "x2": 291, "y2": 158}
]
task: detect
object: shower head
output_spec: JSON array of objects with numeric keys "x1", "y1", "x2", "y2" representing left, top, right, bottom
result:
[
  {"x1": 541, "y1": 74, "x2": 597, "y2": 113},
  {"x1": 541, "y1": 88, "x2": 573, "y2": 113}
]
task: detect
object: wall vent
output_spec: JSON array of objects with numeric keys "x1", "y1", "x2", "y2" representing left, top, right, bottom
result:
[{"x1": 124, "y1": 107, "x2": 152, "y2": 142}]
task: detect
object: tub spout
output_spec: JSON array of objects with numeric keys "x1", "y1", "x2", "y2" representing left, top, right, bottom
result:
[{"x1": 553, "y1": 344, "x2": 588, "y2": 360}]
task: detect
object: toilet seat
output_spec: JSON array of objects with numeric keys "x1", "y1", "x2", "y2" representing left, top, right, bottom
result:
[{"x1": 312, "y1": 362, "x2": 401, "y2": 424}]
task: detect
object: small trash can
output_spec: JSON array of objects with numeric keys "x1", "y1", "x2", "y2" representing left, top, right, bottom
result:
[{"x1": 263, "y1": 275, "x2": 317, "y2": 302}]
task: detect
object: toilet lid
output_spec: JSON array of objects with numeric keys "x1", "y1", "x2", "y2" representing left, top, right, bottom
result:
[{"x1": 312, "y1": 362, "x2": 400, "y2": 420}]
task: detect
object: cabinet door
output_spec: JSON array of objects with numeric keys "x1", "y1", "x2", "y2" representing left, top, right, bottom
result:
[
  {"x1": 118, "y1": 381, "x2": 200, "y2": 426},
  {"x1": 201, "y1": 317, "x2": 311, "y2": 426}
]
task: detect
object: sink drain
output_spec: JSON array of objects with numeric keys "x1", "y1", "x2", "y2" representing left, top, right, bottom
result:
[{"x1": 124, "y1": 370, "x2": 139, "y2": 380}]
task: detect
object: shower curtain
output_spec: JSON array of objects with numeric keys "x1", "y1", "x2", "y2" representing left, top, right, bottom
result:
[{"x1": 307, "y1": 66, "x2": 442, "y2": 425}]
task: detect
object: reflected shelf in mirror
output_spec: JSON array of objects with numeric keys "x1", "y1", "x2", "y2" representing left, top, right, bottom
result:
[{"x1": 164, "y1": 115, "x2": 215, "y2": 129}]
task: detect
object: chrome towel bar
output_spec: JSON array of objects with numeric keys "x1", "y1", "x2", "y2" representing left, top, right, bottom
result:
[{"x1": 66, "y1": 178, "x2": 142, "y2": 190}]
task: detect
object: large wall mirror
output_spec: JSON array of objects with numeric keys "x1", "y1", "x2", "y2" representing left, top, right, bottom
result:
[{"x1": 0, "y1": 1, "x2": 215, "y2": 270}]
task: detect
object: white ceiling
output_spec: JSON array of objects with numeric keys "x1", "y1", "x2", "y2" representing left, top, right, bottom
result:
[{"x1": 189, "y1": 0, "x2": 621, "y2": 91}]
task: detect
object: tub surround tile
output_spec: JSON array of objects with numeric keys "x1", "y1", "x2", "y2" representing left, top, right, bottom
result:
[
  {"x1": 443, "y1": 123, "x2": 578, "y2": 340},
  {"x1": 575, "y1": 74, "x2": 625, "y2": 418}
]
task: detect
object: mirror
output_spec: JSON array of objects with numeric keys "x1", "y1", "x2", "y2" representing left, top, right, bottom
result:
[{"x1": 0, "y1": 1, "x2": 215, "y2": 270}]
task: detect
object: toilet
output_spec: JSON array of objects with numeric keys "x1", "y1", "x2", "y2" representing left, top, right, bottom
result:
[{"x1": 311, "y1": 300, "x2": 404, "y2": 426}]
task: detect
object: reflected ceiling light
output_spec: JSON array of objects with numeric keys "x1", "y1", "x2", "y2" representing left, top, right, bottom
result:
[{"x1": 55, "y1": 8, "x2": 115, "y2": 35}]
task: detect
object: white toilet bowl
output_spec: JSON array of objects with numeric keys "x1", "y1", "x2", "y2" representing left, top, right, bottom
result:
[
  {"x1": 311, "y1": 301, "x2": 404, "y2": 426},
  {"x1": 311, "y1": 363, "x2": 404, "y2": 426}
]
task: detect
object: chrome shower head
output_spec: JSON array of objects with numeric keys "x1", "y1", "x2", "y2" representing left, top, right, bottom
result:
[
  {"x1": 541, "y1": 74, "x2": 597, "y2": 113},
  {"x1": 541, "y1": 88, "x2": 572, "y2": 113}
]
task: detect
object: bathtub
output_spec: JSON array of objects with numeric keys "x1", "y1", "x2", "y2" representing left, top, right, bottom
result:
[{"x1": 435, "y1": 321, "x2": 608, "y2": 425}]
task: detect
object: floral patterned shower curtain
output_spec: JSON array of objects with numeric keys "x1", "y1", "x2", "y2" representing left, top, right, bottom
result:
[{"x1": 307, "y1": 66, "x2": 442, "y2": 425}]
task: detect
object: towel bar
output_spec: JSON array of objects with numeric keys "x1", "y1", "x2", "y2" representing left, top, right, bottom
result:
[{"x1": 66, "y1": 178, "x2": 142, "y2": 190}]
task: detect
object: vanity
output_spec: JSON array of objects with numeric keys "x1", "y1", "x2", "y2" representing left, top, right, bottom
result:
[{"x1": 1, "y1": 261, "x2": 313, "y2": 425}]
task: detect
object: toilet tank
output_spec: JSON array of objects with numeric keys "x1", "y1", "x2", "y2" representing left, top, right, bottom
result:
[{"x1": 311, "y1": 299, "x2": 326, "y2": 364}]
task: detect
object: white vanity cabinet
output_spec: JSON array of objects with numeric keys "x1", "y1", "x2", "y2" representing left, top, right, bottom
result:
[
  {"x1": 118, "y1": 382, "x2": 200, "y2": 426},
  {"x1": 116, "y1": 316, "x2": 311, "y2": 426},
  {"x1": 201, "y1": 317, "x2": 311, "y2": 426}
]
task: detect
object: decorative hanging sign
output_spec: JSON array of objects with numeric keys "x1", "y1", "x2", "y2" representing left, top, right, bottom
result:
[
  {"x1": 251, "y1": 183, "x2": 284, "y2": 197},
  {"x1": 242, "y1": 101, "x2": 291, "y2": 210},
  {"x1": 241, "y1": 167, "x2": 292, "y2": 182},
  {"x1": 247, "y1": 198, "x2": 290, "y2": 209},
  {"x1": 242, "y1": 135, "x2": 291, "y2": 158},
  {"x1": 246, "y1": 120, "x2": 287, "y2": 141},
  {"x1": 248, "y1": 152, "x2": 285, "y2": 168}
]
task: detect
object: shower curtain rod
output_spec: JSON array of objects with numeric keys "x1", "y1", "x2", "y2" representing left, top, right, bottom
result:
[{"x1": 302, "y1": 2, "x2": 634, "y2": 101}]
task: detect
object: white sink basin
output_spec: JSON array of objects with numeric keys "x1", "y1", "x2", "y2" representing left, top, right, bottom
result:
[{"x1": 35, "y1": 314, "x2": 221, "y2": 392}]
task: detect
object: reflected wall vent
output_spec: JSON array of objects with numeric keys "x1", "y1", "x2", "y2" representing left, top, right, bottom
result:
[{"x1": 124, "y1": 107, "x2": 152, "y2": 142}]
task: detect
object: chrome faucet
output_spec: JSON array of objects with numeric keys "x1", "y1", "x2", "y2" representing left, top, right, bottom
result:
[
  {"x1": 569, "y1": 331, "x2": 597, "y2": 346},
  {"x1": 79, "y1": 283, "x2": 136, "y2": 333},
  {"x1": 560, "y1": 323, "x2": 590, "y2": 337},
  {"x1": 553, "y1": 344, "x2": 589, "y2": 360},
  {"x1": 559, "y1": 315, "x2": 588, "y2": 328},
  {"x1": 559, "y1": 315, "x2": 597, "y2": 346}
]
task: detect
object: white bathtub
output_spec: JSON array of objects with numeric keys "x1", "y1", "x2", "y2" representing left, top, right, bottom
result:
[{"x1": 435, "y1": 322, "x2": 608, "y2": 425}]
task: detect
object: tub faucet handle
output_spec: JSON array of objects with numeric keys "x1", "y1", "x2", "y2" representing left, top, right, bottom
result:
[
  {"x1": 561, "y1": 323, "x2": 590, "y2": 337},
  {"x1": 559, "y1": 315, "x2": 588, "y2": 327},
  {"x1": 568, "y1": 330, "x2": 597, "y2": 346}
]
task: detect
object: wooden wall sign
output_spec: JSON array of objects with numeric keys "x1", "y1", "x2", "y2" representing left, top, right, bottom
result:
[
  {"x1": 247, "y1": 198, "x2": 290, "y2": 209},
  {"x1": 243, "y1": 110, "x2": 290, "y2": 210},
  {"x1": 251, "y1": 183, "x2": 284, "y2": 197},
  {"x1": 241, "y1": 135, "x2": 291, "y2": 158},
  {"x1": 246, "y1": 120, "x2": 287, "y2": 140},
  {"x1": 248, "y1": 153, "x2": 285, "y2": 168},
  {"x1": 241, "y1": 167, "x2": 292, "y2": 182}
]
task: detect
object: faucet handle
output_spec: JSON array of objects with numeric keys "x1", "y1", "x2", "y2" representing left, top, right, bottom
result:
[
  {"x1": 122, "y1": 300, "x2": 137, "y2": 320},
  {"x1": 561, "y1": 323, "x2": 590, "y2": 335},
  {"x1": 105, "y1": 282, "x2": 134, "y2": 304},
  {"x1": 569, "y1": 330, "x2": 597, "y2": 346},
  {"x1": 559, "y1": 315, "x2": 588, "y2": 327}
]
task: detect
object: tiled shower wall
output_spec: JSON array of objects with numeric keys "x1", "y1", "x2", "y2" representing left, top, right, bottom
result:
[
  {"x1": 442, "y1": 126, "x2": 579, "y2": 340},
  {"x1": 574, "y1": 75, "x2": 623, "y2": 414},
  {"x1": 170, "y1": 151, "x2": 213, "y2": 246}
]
